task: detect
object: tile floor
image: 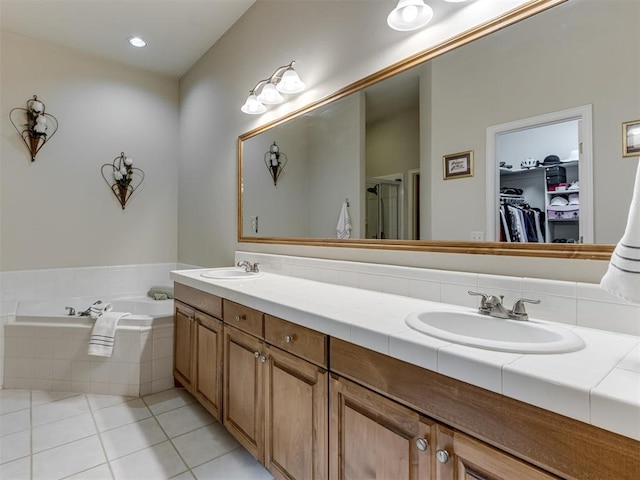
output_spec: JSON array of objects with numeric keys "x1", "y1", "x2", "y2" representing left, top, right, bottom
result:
[{"x1": 0, "y1": 388, "x2": 274, "y2": 480}]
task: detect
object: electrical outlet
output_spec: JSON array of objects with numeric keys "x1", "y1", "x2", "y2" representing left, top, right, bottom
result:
[
  {"x1": 251, "y1": 216, "x2": 259, "y2": 233},
  {"x1": 471, "y1": 231, "x2": 484, "y2": 241}
]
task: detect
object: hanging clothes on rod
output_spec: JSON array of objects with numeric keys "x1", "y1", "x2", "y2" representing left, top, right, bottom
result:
[{"x1": 500, "y1": 201, "x2": 545, "y2": 243}]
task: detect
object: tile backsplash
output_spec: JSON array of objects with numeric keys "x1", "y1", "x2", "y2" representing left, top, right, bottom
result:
[{"x1": 234, "y1": 252, "x2": 640, "y2": 337}]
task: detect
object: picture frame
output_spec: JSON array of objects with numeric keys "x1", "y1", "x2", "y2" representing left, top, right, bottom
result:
[
  {"x1": 443, "y1": 150, "x2": 473, "y2": 180},
  {"x1": 623, "y1": 119, "x2": 640, "y2": 157}
]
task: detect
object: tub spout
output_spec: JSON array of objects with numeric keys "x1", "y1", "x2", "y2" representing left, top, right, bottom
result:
[{"x1": 65, "y1": 306, "x2": 76, "y2": 316}]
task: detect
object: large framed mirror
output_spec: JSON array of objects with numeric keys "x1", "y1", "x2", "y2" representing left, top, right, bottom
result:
[{"x1": 238, "y1": 0, "x2": 639, "y2": 261}]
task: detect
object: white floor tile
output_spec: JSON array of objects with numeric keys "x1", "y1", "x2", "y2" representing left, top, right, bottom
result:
[
  {"x1": 0, "y1": 456, "x2": 30, "y2": 480},
  {"x1": 33, "y1": 435, "x2": 106, "y2": 480},
  {"x1": 142, "y1": 388, "x2": 195, "y2": 415},
  {"x1": 172, "y1": 423, "x2": 240, "y2": 468},
  {"x1": 192, "y1": 449, "x2": 273, "y2": 480},
  {"x1": 31, "y1": 390, "x2": 79, "y2": 407},
  {"x1": 100, "y1": 417, "x2": 168, "y2": 460},
  {"x1": 87, "y1": 393, "x2": 134, "y2": 411},
  {"x1": 92, "y1": 398, "x2": 152, "y2": 432},
  {"x1": 65, "y1": 463, "x2": 114, "y2": 480},
  {"x1": 0, "y1": 389, "x2": 30, "y2": 415},
  {"x1": 155, "y1": 403, "x2": 213, "y2": 439},
  {"x1": 32, "y1": 393, "x2": 89, "y2": 427},
  {"x1": 0, "y1": 429, "x2": 30, "y2": 464},
  {"x1": 109, "y1": 441, "x2": 188, "y2": 480},
  {"x1": 32, "y1": 412, "x2": 97, "y2": 453},
  {"x1": 169, "y1": 472, "x2": 196, "y2": 480},
  {"x1": 0, "y1": 408, "x2": 30, "y2": 436}
]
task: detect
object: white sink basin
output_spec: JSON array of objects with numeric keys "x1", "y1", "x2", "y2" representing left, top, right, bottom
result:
[
  {"x1": 405, "y1": 309, "x2": 585, "y2": 354},
  {"x1": 200, "y1": 268, "x2": 263, "y2": 280}
]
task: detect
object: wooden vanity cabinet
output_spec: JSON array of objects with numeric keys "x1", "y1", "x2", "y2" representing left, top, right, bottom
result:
[
  {"x1": 222, "y1": 303, "x2": 329, "y2": 480},
  {"x1": 173, "y1": 284, "x2": 224, "y2": 420}
]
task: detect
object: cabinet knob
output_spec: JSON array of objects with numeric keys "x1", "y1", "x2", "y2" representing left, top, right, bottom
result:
[
  {"x1": 188, "y1": 315, "x2": 194, "y2": 323},
  {"x1": 235, "y1": 314, "x2": 246, "y2": 322},
  {"x1": 284, "y1": 335, "x2": 293, "y2": 344},
  {"x1": 254, "y1": 351, "x2": 260, "y2": 358},
  {"x1": 415, "y1": 438, "x2": 428, "y2": 451},
  {"x1": 260, "y1": 355, "x2": 268, "y2": 363},
  {"x1": 436, "y1": 449, "x2": 450, "y2": 464}
]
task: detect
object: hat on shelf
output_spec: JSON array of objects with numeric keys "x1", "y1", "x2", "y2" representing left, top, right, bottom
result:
[
  {"x1": 539, "y1": 154, "x2": 561, "y2": 166},
  {"x1": 561, "y1": 149, "x2": 580, "y2": 162},
  {"x1": 550, "y1": 195, "x2": 569, "y2": 206}
]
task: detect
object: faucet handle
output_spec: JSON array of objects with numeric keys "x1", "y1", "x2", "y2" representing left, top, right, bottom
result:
[
  {"x1": 468, "y1": 291, "x2": 491, "y2": 313},
  {"x1": 510, "y1": 298, "x2": 541, "y2": 320},
  {"x1": 251, "y1": 262, "x2": 260, "y2": 273}
]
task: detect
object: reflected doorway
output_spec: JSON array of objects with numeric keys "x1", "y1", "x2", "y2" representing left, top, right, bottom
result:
[{"x1": 365, "y1": 179, "x2": 402, "y2": 239}]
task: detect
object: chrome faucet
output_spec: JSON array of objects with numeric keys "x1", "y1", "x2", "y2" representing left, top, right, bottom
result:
[
  {"x1": 468, "y1": 291, "x2": 540, "y2": 321},
  {"x1": 65, "y1": 306, "x2": 76, "y2": 316},
  {"x1": 237, "y1": 260, "x2": 260, "y2": 273}
]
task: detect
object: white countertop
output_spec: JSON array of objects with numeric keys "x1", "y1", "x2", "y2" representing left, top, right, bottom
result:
[{"x1": 171, "y1": 269, "x2": 640, "y2": 441}]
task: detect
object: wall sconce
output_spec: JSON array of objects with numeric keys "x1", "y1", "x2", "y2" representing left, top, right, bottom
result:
[
  {"x1": 9, "y1": 95, "x2": 59, "y2": 162},
  {"x1": 264, "y1": 142, "x2": 287, "y2": 185},
  {"x1": 101, "y1": 152, "x2": 145, "y2": 210},
  {"x1": 241, "y1": 61, "x2": 306, "y2": 115},
  {"x1": 387, "y1": 0, "x2": 469, "y2": 31}
]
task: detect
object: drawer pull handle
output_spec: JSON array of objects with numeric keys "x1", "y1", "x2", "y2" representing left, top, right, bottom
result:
[
  {"x1": 436, "y1": 449, "x2": 450, "y2": 464},
  {"x1": 235, "y1": 314, "x2": 246, "y2": 322},
  {"x1": 415, "y1": 438, "x2": 428, "y2": 451},
  {"x1": 284, "y1": 335, "x2": 293, "y2": 344},
  {"x1": 254, "y1": 351, "x2": 260, "y2": 358},
  {"x1": 260, "y1": 355, "x2": 268, "y2": 363}
]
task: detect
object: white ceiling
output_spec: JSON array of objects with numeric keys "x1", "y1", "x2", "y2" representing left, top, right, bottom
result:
[{"x1": 0, "y1": 0, "x2": 257, "y2": 78}]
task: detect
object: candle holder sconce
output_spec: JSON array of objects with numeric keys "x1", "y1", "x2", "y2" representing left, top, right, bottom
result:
[
  {"x1": 9, "y1": 95, "x2": 59, "y2": 162},
  {"x1": 264, "y1": 142, "x2": 287, "y2": 186},
  {"x1": 101, "y1": 152, "x2": 145, "y2": 210}
]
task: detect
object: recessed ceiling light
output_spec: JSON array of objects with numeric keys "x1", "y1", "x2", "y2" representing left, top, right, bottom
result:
[{"x1": 127, "y1": 36, "x2": 147, "y2": 48}]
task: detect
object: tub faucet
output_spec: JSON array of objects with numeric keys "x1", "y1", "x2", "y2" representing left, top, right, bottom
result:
[
  {"x1": 468, "y1": 291, "x2": 540, "y2": 321},
  {"x1": 65, "y1": 306, "x2": 76, "y2": 316},
  {"x1": 237, "y1": 260, "x2": 259, "y2": 273}
]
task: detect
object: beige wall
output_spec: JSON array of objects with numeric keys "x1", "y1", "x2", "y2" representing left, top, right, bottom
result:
[{"x1": 0, "y1": 32, "x2": 179, "y2": 271}]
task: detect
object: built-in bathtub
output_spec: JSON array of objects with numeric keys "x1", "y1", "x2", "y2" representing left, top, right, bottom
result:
[{"x1": 3, "y1": 295, "x2": 175, "y2": 396}]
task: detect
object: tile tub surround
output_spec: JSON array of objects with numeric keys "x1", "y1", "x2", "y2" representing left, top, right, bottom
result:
[
  {"x1": 234, "y1": 251, "x2": 640, "y2": 336},
  {"x1": 171, "y1": 268, "x2": 640, "y2": 442},
  {"x1": 0, "y1": 388, "x2": 273, "y2": 480},
  {"x1": 3, "y1": 323, "x2": 174, "y2": 396}
]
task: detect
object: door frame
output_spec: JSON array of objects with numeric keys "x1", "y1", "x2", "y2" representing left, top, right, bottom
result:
[{"x1": 485, "y1": 104, "x2": 593, "y2": 243}]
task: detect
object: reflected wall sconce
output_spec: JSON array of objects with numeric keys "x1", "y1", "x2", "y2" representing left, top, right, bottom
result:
[
  {"x1": 264, "y1": 142, "x2": 287, "y2": 185},
  {"x1": 241, "y1": 61, "x2": 305, "y2": 115},
  {"x1": 387, "y1": 0, "x2": 469, "y2": 31},
  {"x1": 9, "y1": 95, "x2": 59, "y2": 162},
  {"x1": 101, "y1": 152, "x2": 145, "y2": 210}
]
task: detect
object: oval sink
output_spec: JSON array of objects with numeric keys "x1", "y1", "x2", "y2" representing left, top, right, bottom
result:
[
  {"x1": 405, "y1": 309, "x2": 584, "y2": 354},
  {"x1": 200, "y1": 268, "x2": 263, "y2": 280}
]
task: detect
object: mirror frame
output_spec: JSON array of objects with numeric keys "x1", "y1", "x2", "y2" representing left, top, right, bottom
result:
[{"x1": 238, "y1": 0, "x2": 614, "y2": 261}]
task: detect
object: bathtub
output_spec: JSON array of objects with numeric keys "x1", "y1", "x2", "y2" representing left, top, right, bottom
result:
[
  {"x1": 14, "y1": 295, "x2": 174, "y2": 327},
  {"x1": 4, "y1": 295, "x2": 175, "y2": 396}
]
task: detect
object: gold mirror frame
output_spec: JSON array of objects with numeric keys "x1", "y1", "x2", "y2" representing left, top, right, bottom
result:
[{"x1": 238, "y1": 0, "x2": 614, "y2": 262}]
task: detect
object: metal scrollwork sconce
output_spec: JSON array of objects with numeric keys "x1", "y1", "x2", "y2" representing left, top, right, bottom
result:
[
  {"x1": 9, "y1": 95, "x2": 59, "y2": 162},
  {"x1": 264, "y1": 142, "x2": 287, "y2": 186},
  {"x1": 101, "y1": 152, "x2": 145, "y2": 210}
]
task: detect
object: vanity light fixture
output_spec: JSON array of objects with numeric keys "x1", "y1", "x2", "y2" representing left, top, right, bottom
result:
[
  {"x1": 387, "y1": 0, "x2": 470, "y2": 31},
  {"x1": 241, "y1": 61, "x2": 305, "y2": 115},
  {"x1": 128, "y1": 36, "x2": 147, "y2": 48},
  {"x1": 264, "y1": 142, "x2": 288, "y2": 185},
  {"x1": 9, "y1": 95, "x2": 59, "y2": 162}
]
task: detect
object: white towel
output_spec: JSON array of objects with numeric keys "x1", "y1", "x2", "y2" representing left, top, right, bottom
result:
[
  {"x1": 89, "y1": 302, "x2": 112, "y2": 320},
  {"x1": 336, "y1": 202, "x2": 352, "y2": 239},
  {"x1": 600, "y1": 160, "x2": 640, "y2": 304},
  {"x1": 88, "y1": 311, "x2": 130, "y2": 357}
]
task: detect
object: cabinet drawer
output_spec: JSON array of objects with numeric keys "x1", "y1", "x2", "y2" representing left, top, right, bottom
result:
[
  {"x1": 223, "y1": 300, "x2": 264, "y2": 338},
  {"x1": 174, "y1": 283, "x2": 222, "y2": 319},
  {"x1": 265, "y1": 314, "x2": 327, "y2": 367}
]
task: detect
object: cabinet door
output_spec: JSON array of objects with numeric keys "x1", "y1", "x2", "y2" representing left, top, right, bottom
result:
[
  {"x1": 264, "y1": 345, "x2": 328, "y2": 480},
  {"x1": 173, "y1": 301, "x2": 195, "y2": 391},
  {"x1": 223, "y1": 325, "x2": 264, "y2": 461},
  {"x1": 436, "y1": 425, "x2": 559, "y2": 480},
  {"x1": 330, "y1": 375, "x2": 434, "y2": 480},
  {"x1": 194, "y1": 311, "x2": 223, "y2": 421}
]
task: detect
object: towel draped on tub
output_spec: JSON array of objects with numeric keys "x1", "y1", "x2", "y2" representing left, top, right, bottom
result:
[{"x1": 88, "y1": 311, "x2": 130, "y2": 357}]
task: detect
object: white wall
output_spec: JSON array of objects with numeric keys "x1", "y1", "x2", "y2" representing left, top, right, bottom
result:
[{"x1": 1, "y1": 32, "x2": 179, "y2": 271}]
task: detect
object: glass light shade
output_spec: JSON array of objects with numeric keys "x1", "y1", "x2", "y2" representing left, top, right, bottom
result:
[
  {"x1": 241, "y1": 94, "x2": 267, "y2": 115},
  {"x1": 128, "y1": 36, "x2": 147, "y2": 47},
  {"x1": 276, "y1": 69, "x2": 306, "y2": 94},
  {"x1": 387, "y1": 0, "x2": 434, "y2": 31},
  {"x1": 257, "y1": 83, "x2": 284, "y2": 104}
]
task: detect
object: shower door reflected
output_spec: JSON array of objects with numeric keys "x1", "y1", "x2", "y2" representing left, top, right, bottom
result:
[{"x1": 365, "y1": 180, "x2": 402, "y2": 239}]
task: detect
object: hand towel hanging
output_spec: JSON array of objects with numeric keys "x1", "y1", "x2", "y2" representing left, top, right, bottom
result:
[
  {"x1": 88, "y1": 311, "x2": 130, "y2": 357},
  {"x1": 600, "y1": 160, "x2": 640, "y2": 304},
  {"x1": 336, "y1": 202, "x2": 352, "y2": 239}
]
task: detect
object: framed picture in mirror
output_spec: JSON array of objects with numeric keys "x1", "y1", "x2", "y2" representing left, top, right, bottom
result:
[
  {"x1": 443, "y1": 150, "x2": 473, "y2": 180},
  {"x1": 623, "y1": 120, "x2": 640, "y2": 157}
]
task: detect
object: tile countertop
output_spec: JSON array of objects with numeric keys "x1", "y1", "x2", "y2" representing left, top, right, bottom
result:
[{"x1": 170, "y1": 269, "x2": 640, "y2": 442}]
